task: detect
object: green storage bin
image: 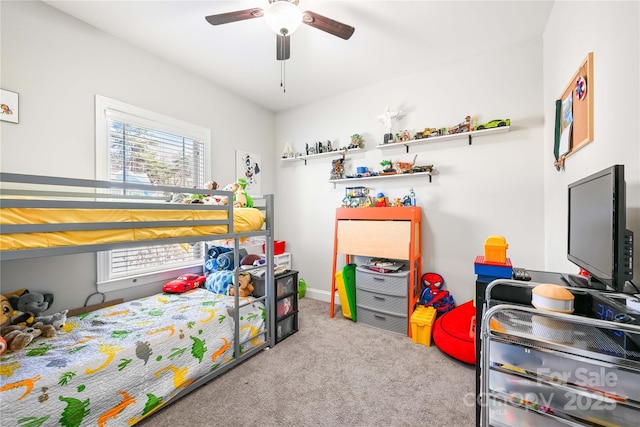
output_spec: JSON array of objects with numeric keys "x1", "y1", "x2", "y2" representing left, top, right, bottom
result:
[
  {"x1": 342, "y1": 263, "x2": 357, "y2": 322},
  {"x1": 298, "y1": 278, "x2": 306, "y2": 299}
]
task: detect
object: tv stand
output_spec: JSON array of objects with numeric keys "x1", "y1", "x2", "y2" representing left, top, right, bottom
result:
[{"x1": 560, "y1": 272, "x2": 606, "y2": 290}]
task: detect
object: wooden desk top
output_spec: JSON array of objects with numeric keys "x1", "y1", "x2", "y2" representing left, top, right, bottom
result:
[{"x1": 335, "y1": 207, "x2": 421, "y2": 221}]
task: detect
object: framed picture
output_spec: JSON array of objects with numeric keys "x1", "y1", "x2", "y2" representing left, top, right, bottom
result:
[
  {"x1": 235, "y1": 150, "x2": 262, "y2": 194},
  {"x1": 0, "y1": 89, "x2": 19, "y2": 123}
]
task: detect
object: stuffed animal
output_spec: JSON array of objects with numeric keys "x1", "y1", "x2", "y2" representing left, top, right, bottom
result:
[
  {"x1": 34, "y1": 309, "x2": 68, "y2": 330},
  {"x1": 8, "y1": 291, "x2": 54, "y2": 325},
  {"x1": 1, "y1": 294, "x2": 13, "y2": 327},
  {"x1": 1, "y1": 322, "x2": 56, "y2": 352},
  {"x1": 222, "y1": 182, "x2": 240, "y2": 206},
  {"x1": 228, "y1": 273, "x2": 254, "y2": 297},
  {"x1": 1, "y1": 294, "x2": 57, "y2": 353},
  {"x1": 236, "y1": 178, "x2": 254, "y2": 208}
]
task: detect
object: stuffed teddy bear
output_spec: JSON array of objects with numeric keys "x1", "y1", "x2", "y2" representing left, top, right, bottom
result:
[
  {"x1": 1, "y1": 322, "x2": 57, "y2": 352},
  {"x1": 221, "y1": 181, "x2": 240, "y2": 206},
  {"x1": 228, "y1": 273, "x2": 254, "y2": 297}
]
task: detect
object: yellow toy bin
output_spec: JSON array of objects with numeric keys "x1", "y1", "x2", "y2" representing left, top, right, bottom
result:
[
  {"x1": 410, "y1": 306, "x2": 437, "y2": 346},
  {"x1": 336, "y1": 270, "x2": 351, "y2": 319},
  {"x1": 484, "y1": 235, "x2": 509, "y2": 264}
]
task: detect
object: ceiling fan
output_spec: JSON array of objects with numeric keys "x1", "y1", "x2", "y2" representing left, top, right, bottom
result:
[{"x1": 205, "y1": 0, "x2": 355, "y2": 61}]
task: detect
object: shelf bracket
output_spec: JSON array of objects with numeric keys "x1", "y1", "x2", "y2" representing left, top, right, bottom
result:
[
  {"x1": 405, "y1": 144, "x2": 410, "y2": 153},
  {"x1": 468, "y1": 134, "x2": 473, "y2": 145},
  {"x1": 303, "y1": 159, "x2": 307, "y2": 165}
]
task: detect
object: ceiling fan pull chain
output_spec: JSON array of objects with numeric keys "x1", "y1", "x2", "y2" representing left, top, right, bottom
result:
[{"x1": 283, "y1": 61, "x2": 286, "y2": 93}]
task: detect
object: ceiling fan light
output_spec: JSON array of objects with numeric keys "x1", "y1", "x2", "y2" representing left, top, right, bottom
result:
[{"x1": 264, "y1": 1, "x2": 302, "y2": 35}]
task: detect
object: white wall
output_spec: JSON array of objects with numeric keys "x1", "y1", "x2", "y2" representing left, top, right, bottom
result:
[
  {"x1": 0, "y1": 1, "x2": 275, "y2": 312},
  {"x1": 2, "y1": 1, "x2": 638, "y2": 314},
  {"x1": 542, "y1": 1, "x2": 640, "y2": 278},
  {"x1": 274, "y1": 37, "x2": 546, "y2": 304}
]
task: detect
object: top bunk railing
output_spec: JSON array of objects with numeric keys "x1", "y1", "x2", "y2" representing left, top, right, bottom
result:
[{"x1": 0, "y1": 172, "x2": 273, "y2": 260}]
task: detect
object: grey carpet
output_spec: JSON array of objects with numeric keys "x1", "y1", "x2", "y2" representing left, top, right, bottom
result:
[{"x1": 138, "y1": 298, "x2": 476, "y2": 426}]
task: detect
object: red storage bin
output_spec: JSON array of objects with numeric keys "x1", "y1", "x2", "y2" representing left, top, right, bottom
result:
[{"x1": 262, "y1": 240, "x2": 286, "y2": 255}]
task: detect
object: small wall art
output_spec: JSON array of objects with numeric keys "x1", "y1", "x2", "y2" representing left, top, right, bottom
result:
[
  {"x1": 0, "y1": 89, "x2": 19, "y2": 123},
  {"x1": 235, "y1": 150, "x2": 262, "y2": 194}
]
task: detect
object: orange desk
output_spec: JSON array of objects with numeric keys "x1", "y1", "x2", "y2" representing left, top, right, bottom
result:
[{"x1": 330, "y1": 207, "x2": 422, "y2": 337}]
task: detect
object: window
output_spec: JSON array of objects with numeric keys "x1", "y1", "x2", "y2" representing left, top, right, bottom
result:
[{"x1": 95, "y1": 96, "x2": 211, "y2": 292}]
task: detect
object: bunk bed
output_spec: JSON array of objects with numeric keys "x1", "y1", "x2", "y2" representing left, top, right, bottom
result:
[{"x1": 0, "y1": 172, "x2": 276, "y2": 426}]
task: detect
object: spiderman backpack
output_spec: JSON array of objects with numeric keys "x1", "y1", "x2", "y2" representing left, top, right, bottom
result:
[{"x1": 419, "y1": 272, "x2": 456, "y2": 315}]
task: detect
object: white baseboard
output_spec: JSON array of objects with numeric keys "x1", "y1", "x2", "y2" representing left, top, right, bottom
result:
[{"x1": 302, "y1": 287, "x2": 340, "y2": 304}]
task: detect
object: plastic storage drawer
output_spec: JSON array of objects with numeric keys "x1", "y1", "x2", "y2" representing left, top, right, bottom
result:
[
  {"x1": 355, "y1": 266, "x2": 408, "y2": 296},
  {"x1": 357, "y1": 306, "x2": 407, "y2": 335},
  {"x1": 252, "y1": 270, "x2": 297, "y2": 298},
  {"x1": 356, "y1": 266, "x2": 409, "y2": 335},
  {"x1": 356, "y1": 287, "x2": 406, "y2": 315},
  {"x1": 277, "y1": 315, "x2": 295, "y2": 341},
  {"x1": 489, "y1": 340, "x2": 640, "y2": 402}
]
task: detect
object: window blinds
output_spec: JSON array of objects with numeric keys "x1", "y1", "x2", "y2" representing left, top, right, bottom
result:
[{"x1": 105, "y1": 115, "x2": 205, "y2": 278}]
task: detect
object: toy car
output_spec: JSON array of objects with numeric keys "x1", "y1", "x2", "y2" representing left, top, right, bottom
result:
[
  {"x1": 162, "y1": 274, "x2": 206, "y2": 293},
  {"x1": 475, "y1": 119, "x2": 511, "y2": 130}
]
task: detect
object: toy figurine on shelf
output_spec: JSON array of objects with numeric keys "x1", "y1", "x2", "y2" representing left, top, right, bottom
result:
[
  {"x1": 402, "y1": 188, "x2": 416, "y2": 206},
  {"x1": 448, "y1": 115, "x2": 476, "y2": 135},
  {"x1": 350, "y1": 134, "x2": 364, "y2": 149},
  {"x1": 380, "y1": 160, "x2": 396, "y2": 175},
  {"x1": 376, "y1": 193, "x2": 388, "y2": 207},
  {"x1": 342, "y1": 186, "x2": 370, "y2": 208},
  {"x1": 330, "y1": 158, "x2": 345, "y2": 180},
  {"x1": 376, "y1": 107, "x2": 403, "y2": 145},
  {"x1": 394, "y1": 198, "x2": 403, "y2": 207},
  {"x1": 282, "y1": 142, "x2": 295, "y2": 159}
]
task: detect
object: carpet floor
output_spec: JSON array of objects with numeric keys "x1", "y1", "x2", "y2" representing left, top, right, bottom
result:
[{"x1": 138, "y1": 297, "x2": 476, "y2": 426}]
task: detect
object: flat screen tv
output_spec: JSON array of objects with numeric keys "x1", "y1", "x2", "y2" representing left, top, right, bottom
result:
[{"x1": 567, "y1": 164, "x2": 634, "y2": 292}]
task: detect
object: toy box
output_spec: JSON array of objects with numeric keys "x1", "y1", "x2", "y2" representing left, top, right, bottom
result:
[{"x1": 411, "y1": 306, "x2": 437, "y2": 346}]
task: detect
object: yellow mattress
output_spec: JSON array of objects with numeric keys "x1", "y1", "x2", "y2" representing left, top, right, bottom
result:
[{"x1": 0, "y1": 207, "x2": 264, "y2": 251}]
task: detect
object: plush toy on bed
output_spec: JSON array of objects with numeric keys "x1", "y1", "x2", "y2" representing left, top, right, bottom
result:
[
  {"x1": 35, "y1": 309, "x2": 68, "y2": 330},
  {"x1": 228, "y1": 272, "x2": 254, "y2": 297},
  {"x1": 235, "y1": 178, "x2": 254, "y2": 208},
  {"x1": 223, "y1": 178, "x2": 253, "y2": 208},
  {"x1": 1, "y1": 322, "x2": 57, "y2": 352},
  {"x1": 8, "y1": 290, "x2": 54, "y2": 326},
  {"x1": 0, "y1": 294, "x2": 57, "y2": 353}
]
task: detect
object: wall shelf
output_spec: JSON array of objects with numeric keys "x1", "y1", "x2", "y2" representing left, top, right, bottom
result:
[
  {"x1": 281, "y1": 148, "x2": 363, "y2": 165},
  {"x1": 328, "y1": 171, "x2": 432, "y2": 188},
  {"x1": 376, "y1": 126, "x2": 510, "y2": 153}
]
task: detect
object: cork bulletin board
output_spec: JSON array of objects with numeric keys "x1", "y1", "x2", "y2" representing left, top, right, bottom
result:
[{"x1": 558, "y1": 52, "x2": 594, "y2": 158}]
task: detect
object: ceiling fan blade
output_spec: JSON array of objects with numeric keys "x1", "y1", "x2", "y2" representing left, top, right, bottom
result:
[
  {"x1": 205, "y1": 8, "x2": 264, "y2": 26},
  {"x1": 302, "y1": 11, "x2": 355, "y2": 40},
  {"x1": 276, "y1": 34, "x2": 291, "y2": 61}
]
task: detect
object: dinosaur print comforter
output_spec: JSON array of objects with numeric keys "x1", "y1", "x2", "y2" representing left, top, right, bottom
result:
[{"x1": 0, "y1": 289, "x2": 266, "y2": 426}]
